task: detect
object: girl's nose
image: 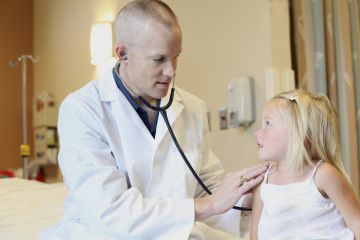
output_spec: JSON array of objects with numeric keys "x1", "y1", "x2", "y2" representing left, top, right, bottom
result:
[{"x1": 255, "y1": 129, "x2": 261, "y2": 139}]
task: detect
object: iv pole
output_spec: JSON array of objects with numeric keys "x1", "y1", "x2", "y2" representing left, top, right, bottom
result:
[{"x1": 9, "y1": 55, "x2": 39, "y2": 179}]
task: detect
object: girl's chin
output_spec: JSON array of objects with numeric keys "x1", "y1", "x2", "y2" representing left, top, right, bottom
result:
[
  {"x1": 259, "y1": 156, "x2": 272, "y2": 162},
  {"x1": 258, "y1": 154, "x2": 267, "y2": 161}
]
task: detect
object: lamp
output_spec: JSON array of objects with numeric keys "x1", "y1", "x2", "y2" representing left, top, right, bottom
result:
[{"x1": 90, "y1": 22, "x2": 113, "y2": 65}]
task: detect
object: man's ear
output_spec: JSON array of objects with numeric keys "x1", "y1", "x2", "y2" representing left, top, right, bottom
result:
[{"x1": 115, "y1": 45, "x2": 127, "y2": 59}]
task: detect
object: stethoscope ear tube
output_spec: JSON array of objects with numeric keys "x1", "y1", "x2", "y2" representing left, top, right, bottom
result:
[{"x1": 139, "y1": 88, "x2": 175, "y2": 111}]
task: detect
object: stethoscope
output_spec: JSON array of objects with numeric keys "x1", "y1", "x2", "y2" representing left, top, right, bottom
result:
[{"x1": 115, "y1": 63, "x2": 250, "y2": 211}]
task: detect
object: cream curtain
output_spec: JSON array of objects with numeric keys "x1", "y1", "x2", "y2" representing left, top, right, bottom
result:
[{"x1": 291, "y1": 0, "x2": 360, "y2": 194}]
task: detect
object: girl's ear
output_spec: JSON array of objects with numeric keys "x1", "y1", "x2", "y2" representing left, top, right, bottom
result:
[{"x1": 304, "y1": 137, "x2": 319, "y2": 160}]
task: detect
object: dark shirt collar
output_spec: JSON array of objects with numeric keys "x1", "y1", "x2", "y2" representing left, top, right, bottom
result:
[
  {"x1": 112, "y1": 63, "x2": 141, "y2": 111},
  {"x1": 112, "y1": 62, "x2": 160, "y2": 138}
]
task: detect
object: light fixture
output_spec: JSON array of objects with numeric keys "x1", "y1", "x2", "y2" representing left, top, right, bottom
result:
[{"x1": 90, "y1": 22, "x2": 113, "y2": 66}]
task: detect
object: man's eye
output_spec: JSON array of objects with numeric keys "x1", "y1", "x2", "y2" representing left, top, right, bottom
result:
[{"x1": 152, "y1": 57, "x2": 164, "y2": 62}]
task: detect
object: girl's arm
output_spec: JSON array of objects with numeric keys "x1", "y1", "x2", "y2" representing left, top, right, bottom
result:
[
  {"x1": 250, "y1": 184, "x2": 263, "y2": 240},
  {"x1": 316, "y1": 162, "x2": 360, "y2": 239}
]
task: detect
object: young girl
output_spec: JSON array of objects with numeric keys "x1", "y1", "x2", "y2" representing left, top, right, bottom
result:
[{"x1": 251, "y1": 89, "x2": 360, "y2": 239}]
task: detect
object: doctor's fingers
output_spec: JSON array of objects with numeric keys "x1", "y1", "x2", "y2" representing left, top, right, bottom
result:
[
  {"x1": 238, "y1": 163, "x2": 268, "y2": 181},
  {"x1": 237, "y1": 174, "x2": 264, "y2": 195}
]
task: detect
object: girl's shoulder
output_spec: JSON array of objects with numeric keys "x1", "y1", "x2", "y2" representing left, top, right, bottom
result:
[
  {"x1": 314, "y1": 161, "x2": 347, "y2": 197},
  {"x1": 315, "y1": 161, "x2": 342, "y2": 179}
]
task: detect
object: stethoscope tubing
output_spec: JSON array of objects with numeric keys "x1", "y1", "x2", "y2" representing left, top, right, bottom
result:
[
  {"x1": 115, "y1": 62, "x2": 250, "y2": 211},
  {"x1": 139, "y1": 88, "x2": 251, "y2": 211}
]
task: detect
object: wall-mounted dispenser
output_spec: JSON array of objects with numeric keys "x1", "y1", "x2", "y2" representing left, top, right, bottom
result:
[{"x1": 228, "y1": 77, "x2": 256, "y2": 128}]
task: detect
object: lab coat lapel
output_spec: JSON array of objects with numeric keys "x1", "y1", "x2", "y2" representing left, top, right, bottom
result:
[
  {"x1": 98, "y1": 72, "x2": 154, "y2": 192},
  {"x1": 98, "y1": 70, "x2": 155, "y2": 137}
]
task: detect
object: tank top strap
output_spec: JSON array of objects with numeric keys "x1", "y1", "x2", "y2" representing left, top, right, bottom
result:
[
  {"x1": 310, "y1": 160, "x2": 324, "y2": 179},
  {"x1": 264, "y1": 164, "x2": 274, "y2": 183}
]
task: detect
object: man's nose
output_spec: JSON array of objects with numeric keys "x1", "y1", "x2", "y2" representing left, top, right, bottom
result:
[{"x1": 163, "y1": 60, "x2": 176, "y2": 78}]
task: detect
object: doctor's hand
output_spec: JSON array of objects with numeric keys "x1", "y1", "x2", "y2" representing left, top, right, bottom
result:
[{"x1": 194, "y1": 163, "x2": 268, "y2": 220}]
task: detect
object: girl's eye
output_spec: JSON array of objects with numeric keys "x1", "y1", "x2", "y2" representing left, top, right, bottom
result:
[{"x1": 265, "y1": 120, "x2": 271, "y2": 127}]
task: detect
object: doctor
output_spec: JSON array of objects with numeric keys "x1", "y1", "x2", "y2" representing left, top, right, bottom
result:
[{"x1": 41, "y1": 0, "x2": 267, "y2": 239}]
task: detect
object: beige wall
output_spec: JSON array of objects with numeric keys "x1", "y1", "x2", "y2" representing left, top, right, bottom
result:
[
  {"x1": 0, "y1": 0, "x2": 33, "y2": 170},
  {"x1": 33, "y1": 0, "x2": 291, "y2": 174}
]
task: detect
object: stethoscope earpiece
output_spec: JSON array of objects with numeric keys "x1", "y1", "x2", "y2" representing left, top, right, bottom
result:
[
  {"x1": 121, "y1": 54, "x2": 128, "y2": 61},
  {"x1": 119, "y1": 50, "x2": 128, "y2": 61}
]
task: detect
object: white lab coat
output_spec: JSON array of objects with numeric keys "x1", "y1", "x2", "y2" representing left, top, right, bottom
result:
[{"x1": 41, "y1": 71, "x2": 242, "y2": 240}]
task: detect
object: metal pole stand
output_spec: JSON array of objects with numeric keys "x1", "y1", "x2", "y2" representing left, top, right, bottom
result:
[{"x1": 9, "y1": 55, "x2": 39, "y2": 179}]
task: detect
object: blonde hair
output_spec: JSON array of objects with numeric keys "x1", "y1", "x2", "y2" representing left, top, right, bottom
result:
[{"x1": 270, "y1": 89, "x2": 347, "y2": 177}]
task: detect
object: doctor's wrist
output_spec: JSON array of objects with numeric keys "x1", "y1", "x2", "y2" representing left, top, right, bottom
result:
[{"x1": 194, "y1": 196, "x2": 215, "y2": 221}]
